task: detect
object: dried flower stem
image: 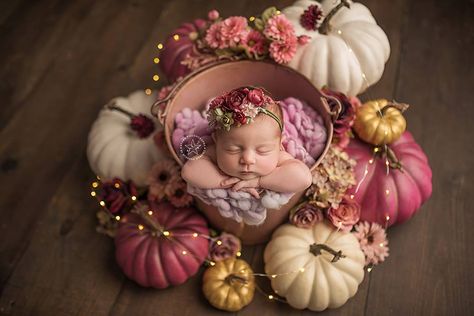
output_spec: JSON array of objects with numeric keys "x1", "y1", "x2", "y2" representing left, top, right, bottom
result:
[{"x1": 309, "y1": 243, "x2": 346, "y2": 262}]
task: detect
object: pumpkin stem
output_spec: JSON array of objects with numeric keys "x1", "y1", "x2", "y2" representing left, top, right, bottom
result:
[
  {"x1": 132, "y1": 204, "x2": 164, "y2": 232},
  {"x1": 319, "y1": 0, "x2": 351, "y2": 35},
  {"x1": 309, "y1": 243, "x2": 346, "y2": 263},
  {"x1": 106, "y1": 102, "x2": 136, "y2": 119},
  {"x1": 225, "y1": 274, "x2": 248, "y2": 285},
  {"x1": 385, "y1": 147, "x2": 403, "y2": 170},
  {"x1": 379, "y1": 101, "x2": 410, "y2": 117}
]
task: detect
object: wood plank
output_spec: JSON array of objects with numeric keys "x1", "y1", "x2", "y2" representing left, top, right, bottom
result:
[
  {"x1": 365, "y1": 0, "x2": 474, "y2": 315},
  {"x1": 0, "y1": 0, "x2": 167, "y2": 292}
]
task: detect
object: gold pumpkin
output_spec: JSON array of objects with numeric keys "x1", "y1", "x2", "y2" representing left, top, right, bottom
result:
[
  {"x1": 202, "y1": 258, "x2": 255, "y2": 312},
  {"x1": 353, "y1": 99, "x2": 409, "y2": 145}
]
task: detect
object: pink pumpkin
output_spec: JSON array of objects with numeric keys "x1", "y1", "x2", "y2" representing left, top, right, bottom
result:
[
  {"x1": 115, "y1": 202, "x2": 209, "y2": 288},
  {"x1": 346, "y1": 131, "x2": 432, "y2": 226},
  {"x1": 159, "y1": 19, "x2": 207, "y2": 82}
]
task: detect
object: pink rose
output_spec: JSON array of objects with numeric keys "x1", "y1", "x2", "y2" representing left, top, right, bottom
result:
[
  {"x1": 247, "y1": 88, "x2": 265, "y2": 106},
  {"x1": 327, "y1": 195, "x2": 361, "y2": 232},
  {"x1": 290, "y1": 203, "x2": 324, "y2": 229},
  {"x1": 225, "y1": 88, "x2": 249, "y2": 109},
  {"x1": 209, "y1": 232, "x2": 241, "y2": 261},
  {"x1": 322, "y1": 88, "x2": 358, "y2": 138},
  {"x1": 221, "y1": 16, "x2": 248, "y2": 46}
]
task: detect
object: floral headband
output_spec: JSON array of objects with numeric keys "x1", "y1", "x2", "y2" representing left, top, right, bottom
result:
[{"x1": 206, "y1": 86, "x2": 283, "y2": 131}]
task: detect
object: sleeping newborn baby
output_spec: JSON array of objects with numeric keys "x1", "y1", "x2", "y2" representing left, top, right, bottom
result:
[{"x1": 181, "y1": 86, "x2": 312, "y2": 199}]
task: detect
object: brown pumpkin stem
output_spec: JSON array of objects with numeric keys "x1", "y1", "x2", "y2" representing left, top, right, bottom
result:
[
  {"x1": 132, "y1": 204, "x2": 164, "y2": 232},
  {"x1": 319, "y1": 0, "x2": 351, "y2": 35},
  {"x1": 379, "y1": 101, "x2": 410, "y2": 117},
  {"x1": 225, "y1": 274, "x2": 248, "y2": 285},
  {"x1": 309, "y1": 243, "x2": 346, "y2": 263},
  {"x1": 385, "y1": 147, "x2": 403, "y2": 170},
  {"x1": 106, "y1": 102, "x2": 136, "y2": 119}
]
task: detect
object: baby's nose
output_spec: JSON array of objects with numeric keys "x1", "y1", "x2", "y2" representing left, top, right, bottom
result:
[{"x1": 240, "y1": 150, "x2": 256, "y2": 165}]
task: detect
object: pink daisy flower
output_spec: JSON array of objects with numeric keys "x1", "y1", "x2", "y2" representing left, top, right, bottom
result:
[
  {"x1": 243, "y1": 30, "x2": 267, "y2": 55},
  {"x1": 353, "y1": 221, "x2": 389, "y2": 266},
  {"x1": 269, "y1": 36, "x2": 297, "y2": 64},
  {"x1": 205, "y1": 22, "x2": 226, "y2": 49},
  {"x1": 221, "y1": 16, "x2": 248, "y2": 46},
  {"x1": 264, "y1": 14, "x2": 295, "y2": 41}
]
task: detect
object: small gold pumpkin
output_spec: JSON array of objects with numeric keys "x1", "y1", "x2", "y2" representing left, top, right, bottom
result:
[
  {"x1": 353, "y1": 99, "x2": 409, "y2": 145},
  {"x1": 202, "y1": 258, "x2": 255, "y2": 312}
]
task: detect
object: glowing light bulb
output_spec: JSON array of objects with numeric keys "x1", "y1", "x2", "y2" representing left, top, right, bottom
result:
[
  {"x1": 236, "y1": 251, "x2": 241, "y2": 257},
  {"x1": 138, "y1": 224, "x2": 144, "y2": 230},
  {"x1": 90, "y1": 191, "x2": 96, "y2": 197},
  {"x1": 173, "y1": 34, "x2": 180, "y2": 41},
  {"x1": 192, "y1": 233, "x2": 198, "y2": 237},
  {"x1": 115, "y1": 216, "x2": 121, "y2": 221},
  {"x1": 249, "y1": 16, "x2": 255, "y2": 21},
  {"x1": 145, "y1": 88, "x2": 152, "y2": 95},
  {"x1": 114, "y1": 183, "x2": 120, "y2": 188},
  {"x1": 369, "y1": 159, "x2": 374, "y2": 164},
  {"x1": 92, "y1": 182, "x2": 99, "y2": 188},
  {"x1": 216, "y1": 240, "x2": 222, "y2": 245},
  {"x1": 99, "y1": 201, "x2": 105, "y2": 207},
  {"x1": 337, "y1": 30, "x2": 342, "y2": 34},
  {"x1": 268, "y1": 295, "x2": 274, "y2": 300},
  {"x1": 153, "y1": 75, "x2": 160, "y2": 81},
  {"x1": 209, "y1": 261, "x2": 216, "y2": 266},
  {"x1": 300, "y1": 268, "x2": 305, "y2": 273},
  {"x1": 157, "y1": 43, "x2": 163, "y2": 49},
  {"x1": 182, "y1": 250, "x2": 187, "y2": 255},
  {"x1": 271, "y1": 274, "x2": 277, "y2": 278},
  {"x1": 148, "y1": 211, "x2": 153, "y2": 215},
  {"x1": 131, "y1": 196, "x2": 137, "y2": 201},
  {"x1": 385, "y1": 189, "x2": 390, "y2": 195},
  {"x1": 162, "y1": 231, "x2": 170, "y2": 237}
]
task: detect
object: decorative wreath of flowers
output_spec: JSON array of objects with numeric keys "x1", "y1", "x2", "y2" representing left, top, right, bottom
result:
[{"x1": 206, "y1": 86, "x2": 283, "y2": 131}]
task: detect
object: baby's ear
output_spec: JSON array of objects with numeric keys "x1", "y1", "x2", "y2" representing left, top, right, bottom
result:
[{"x1": 211, "y1": 132, "x2": 216, "y2": 143}]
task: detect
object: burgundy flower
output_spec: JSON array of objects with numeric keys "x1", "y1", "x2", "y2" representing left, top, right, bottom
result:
[
  {"x1": 327, "y1": 195, "x2": 361, "y2": 232},
  {"x1": 98, "y1": 178, "x2": 138, "y2": 214},
  {"x1": 247, "y1": 88, "x2": 265, "y2": 106},
  {"x1": 209, "y1": 232, "x2": 242, "y2": 262},
  {"x1": 322, "y1": 88, "x2": 358, "y2": 139},
  {"x1": 300, "y1": 4, "x2": 323, "y2": 31},
  {"x1": 209, "y1": 95, "x2": 226, "y2": 109},
  {"x1": 290, "y1": 202, "x2": 324, "y2": 229},
  {"x1": 225, "y1": 88, "x2": 249, "y2": 109},
  {"x1": 131, "y1": 114, "x2": 155, "y2": 138},
  {"x1": 233, "y1": 111, "x2": 247, "y2": 125}
]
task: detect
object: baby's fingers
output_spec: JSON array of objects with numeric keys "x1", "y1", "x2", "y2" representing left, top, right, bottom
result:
[
  {"x1": 243, "y1": 188, "x2": 260, "y2": 199},
  {"x1": 232, "y1": 181, "x2": 247, "y2": 191},
  {"x1": 221, "y1": 177, "x2": 240, "y2": 188}
]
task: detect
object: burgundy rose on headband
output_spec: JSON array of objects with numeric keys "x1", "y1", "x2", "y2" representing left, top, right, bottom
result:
[
  {"x1": 233, "y1": 112, "x2": 247, "y2": 125},
  {"x1": 226, "y1": 88, "x2": 249, "y2": 109},
  {"x1": 210, "y1": 95, "x2": 226, "y2": 109},
  {"x1": 247, "y1": 88, "x2": 265, "y2": 106}
]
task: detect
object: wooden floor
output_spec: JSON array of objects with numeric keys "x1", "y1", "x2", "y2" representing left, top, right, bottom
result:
[{"x1": 0, "y1": 0, "x2": 473, "y2": 315}]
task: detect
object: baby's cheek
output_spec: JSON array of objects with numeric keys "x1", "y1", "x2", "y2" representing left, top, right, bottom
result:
[{"x1": 258, "y1": 154, "x2": 279, "y2": 175}]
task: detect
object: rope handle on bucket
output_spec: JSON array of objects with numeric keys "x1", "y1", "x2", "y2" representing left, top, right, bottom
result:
[{"x1": 320, "y1": 94, "x2": 342, "y2": 124}]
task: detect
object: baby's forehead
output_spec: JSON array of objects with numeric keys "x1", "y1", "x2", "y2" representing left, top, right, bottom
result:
[{"x1": 218, "y1": 123, "x2": 280, "y2": 145}]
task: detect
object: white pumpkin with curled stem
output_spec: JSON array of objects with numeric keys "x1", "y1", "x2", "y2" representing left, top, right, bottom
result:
[
  {"x1": 283, "y1": 0, "x2": 390, "y2": 96},
  {"x1": 264, "y1": 220, "x2": 365, "y2": 311},
  {"x1": 87, "y1": 90, "x2": 167, "y2": 187}
]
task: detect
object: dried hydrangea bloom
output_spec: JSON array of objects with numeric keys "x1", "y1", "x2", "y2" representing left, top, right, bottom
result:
[{"x1": 305, "y1": 146, "x2": 356, "y2": 208}]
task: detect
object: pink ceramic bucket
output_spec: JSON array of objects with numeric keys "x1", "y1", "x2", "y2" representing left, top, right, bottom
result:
[{"x1": 152, "y1": 60, "x2": 340, "y2": 245}]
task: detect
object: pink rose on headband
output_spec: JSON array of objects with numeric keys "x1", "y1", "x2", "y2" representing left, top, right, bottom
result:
[
  {"x1": 247, "y1": 88, "x2": 265, "y2": 106},
  {"x1": 209, "y1": 95, "x2": 226, "y2": 109}
]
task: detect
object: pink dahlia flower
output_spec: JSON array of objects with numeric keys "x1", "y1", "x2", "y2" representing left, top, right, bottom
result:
[
  {"x1": 264, "y1": 14, "x2": 295, "y2": 41},
  {"x1": 269, "y1": 36, "x2": 297, "y2": 64},
  {"x1": 221, "y1": 16, "x2": 248, "y2": 46}
]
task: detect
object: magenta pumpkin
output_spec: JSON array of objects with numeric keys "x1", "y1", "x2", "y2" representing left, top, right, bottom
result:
[
  {"x1": 159, "y1": 19, "x2": 207, "y2": 83},
  {"x1": 346, "y1": 131, "x2": 432, "y2": 226},
  {"x1": 114, "y1": 202, "x2": 209, "y2": 288}
]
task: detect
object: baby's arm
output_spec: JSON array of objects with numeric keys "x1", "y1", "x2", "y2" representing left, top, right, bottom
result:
[
  {"x1": 181, "y1": 154, "x2": 236, "y2": 189},
  {"x1": 233, "y1": 151, "x2": 313, "y2": 193}
]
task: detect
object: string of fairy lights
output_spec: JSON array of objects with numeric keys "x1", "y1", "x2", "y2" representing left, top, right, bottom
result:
[{"x1": 97, "y1": 3, "x2": 397, "y2": 304}]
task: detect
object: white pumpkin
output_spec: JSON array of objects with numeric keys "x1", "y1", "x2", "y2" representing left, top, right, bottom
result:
[
  {"x1": 264, "y1": 220, "x2": 365, "y2": 311},
  {"x1": 283, "y1": 0, "x2": 390, "y2": 96},
  {"x1": 87, "y1": 90, "x2": 166, "y2": 187}
]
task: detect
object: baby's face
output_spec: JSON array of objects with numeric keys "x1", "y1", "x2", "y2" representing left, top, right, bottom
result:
[{"x1": 214, "y1": 116, "x2": 281, "y2": 180}]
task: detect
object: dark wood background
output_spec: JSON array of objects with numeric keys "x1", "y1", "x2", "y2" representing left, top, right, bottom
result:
[{"x1": 0, "y1": 0, "x2": 473, "y2": 315}]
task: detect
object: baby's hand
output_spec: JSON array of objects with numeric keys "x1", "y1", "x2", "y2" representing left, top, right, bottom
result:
[
  {"x1": 232, "y1": 177, "x2": 260, "y2": 191},
  {"x1": 220, "y1": 177, "x2": 240, "y2": 188},
  {"x1": 240, "y1": 188, "x2": 261, "y2": 199}
]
